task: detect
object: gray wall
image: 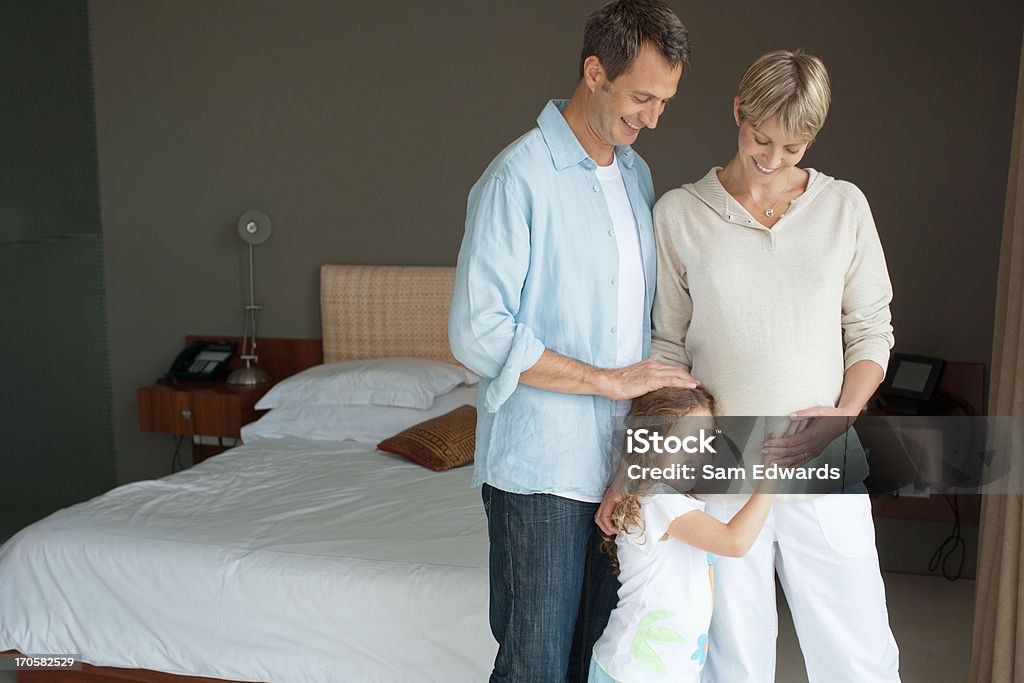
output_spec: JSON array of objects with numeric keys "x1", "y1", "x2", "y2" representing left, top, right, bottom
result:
[{"x1": 88, "y1": 0, "x2": 1023, "y2": 484}]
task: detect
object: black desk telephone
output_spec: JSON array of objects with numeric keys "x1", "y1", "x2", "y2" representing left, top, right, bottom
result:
[
  {"x1": 876, "y1": 353, "x2": 950, "y2": 415},
  {"x1": 165, "y1": 341, "x2": 237, "y2": 381}
]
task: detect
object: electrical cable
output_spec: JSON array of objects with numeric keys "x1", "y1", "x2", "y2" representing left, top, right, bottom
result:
[
  {"x1": 928, "y1": 494, "x2": 966, "y2": 581},
  {"x1": 170, "y1": 434, "x2": 186, "y2": 473}
]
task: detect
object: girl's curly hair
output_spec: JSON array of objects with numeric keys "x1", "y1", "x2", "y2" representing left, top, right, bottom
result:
[{"x1": 601, "y1": 385, "x2": 715, "y2": 575}]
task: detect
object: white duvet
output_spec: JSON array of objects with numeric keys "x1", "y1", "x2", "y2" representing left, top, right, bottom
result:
[{"x1": 0, "y1": 439, "x2": 495, "y2": 682}]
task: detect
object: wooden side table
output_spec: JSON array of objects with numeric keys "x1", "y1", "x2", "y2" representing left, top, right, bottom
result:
[
  {"x1": 138, "y1": 335, "x2": 322, "y2": 466},
  {"x1": 137, "y1": 380, "x2": 270, "y2": 464},
  {"x1": 866, "y1": 361, "x2": 985, "y2": 524}
]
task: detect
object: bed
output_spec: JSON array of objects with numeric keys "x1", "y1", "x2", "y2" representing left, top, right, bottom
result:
[{"x1": 0, "y1": 265, "x2": 496, "y2": 682}]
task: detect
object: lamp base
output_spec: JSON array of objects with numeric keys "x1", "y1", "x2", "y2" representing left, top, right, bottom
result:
[{"x1": 226, "y1": 366, "x2": 273, "y2": 386}]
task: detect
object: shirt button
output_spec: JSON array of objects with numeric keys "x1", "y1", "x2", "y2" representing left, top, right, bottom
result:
[
  {"x1": 608, "y1": 230, "x2": 615, "y2": 237},
  {"x1": 593, "y1": 185, "x2": 600, "y2": 192},
  {"x1": 611, "y1": 278, "x2": 617, "y2": 286},
  {"x1": 611, "y1": 326, "x2": 617, "y2": 334}
]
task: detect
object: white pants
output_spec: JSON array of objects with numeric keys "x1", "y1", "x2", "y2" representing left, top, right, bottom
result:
[{"x1": 701, "y1": 494, "x2": 900, "y2": 683}]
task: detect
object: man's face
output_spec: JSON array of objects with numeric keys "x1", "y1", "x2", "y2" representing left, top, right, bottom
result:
[{"x1": 587, "y1": 42, "x2": 682, "y2": 148}]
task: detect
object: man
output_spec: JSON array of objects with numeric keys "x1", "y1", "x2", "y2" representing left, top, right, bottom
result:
[{"x1": 449, "y1": 2, "x2": 692, "y2": 680}]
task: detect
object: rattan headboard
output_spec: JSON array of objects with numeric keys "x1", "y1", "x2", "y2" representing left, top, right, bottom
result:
[{"x1": 320, "y1": 265, "x2": 457, "y2": 364}]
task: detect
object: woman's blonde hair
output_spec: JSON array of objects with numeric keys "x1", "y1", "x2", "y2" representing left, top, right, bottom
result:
[
  {"x1": 737, "y1": 49, "x2": 831, "y2": 142},
  {"x1": 601, "y1": 386, "x2": 715, "y2": 575}
]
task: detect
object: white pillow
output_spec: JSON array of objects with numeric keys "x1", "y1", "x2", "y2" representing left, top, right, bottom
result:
[
  {"x1": 242, "y1": 386, "x2": 478, "y2": 445},
  {"x1": 255, "y1": 357, "x2": 478, "y2": 411}
]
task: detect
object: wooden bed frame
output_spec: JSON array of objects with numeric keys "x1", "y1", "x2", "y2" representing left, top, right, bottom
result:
[
  {"x1": 8, "y1": 659, "x2": 241, "y2": 683},
  {"x1": 4, "y1": 265, "x2": 458, "y2": 683}
]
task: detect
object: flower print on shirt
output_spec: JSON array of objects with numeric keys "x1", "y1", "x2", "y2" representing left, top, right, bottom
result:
[
  {"x1": 631, "y1": 609, "x2": 687, "y2": 675},
  {"x1": 691, "y1": 633, "x2": 709, "y2": 667}
]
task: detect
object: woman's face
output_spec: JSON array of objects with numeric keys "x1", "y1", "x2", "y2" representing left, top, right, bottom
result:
[{"x1": 734, "y1": 103, "x2": 811, "y2": 185}]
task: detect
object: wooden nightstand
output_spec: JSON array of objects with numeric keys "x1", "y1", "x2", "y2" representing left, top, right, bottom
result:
[
  {"x1": 138, "y1": 335, "x2": 323, "y2": 465},
  {"x1": 137, "y1": 380, "x2": 271, "y2": 464}
]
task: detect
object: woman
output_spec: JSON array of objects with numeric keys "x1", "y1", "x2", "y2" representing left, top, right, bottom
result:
[{"x1": 649, "y1": 50, "x2": 901, "y2": 682}]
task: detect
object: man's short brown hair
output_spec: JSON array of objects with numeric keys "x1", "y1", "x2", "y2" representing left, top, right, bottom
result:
[{"x1": 580, "y1": 0, "x2": 690, "y2": 81}]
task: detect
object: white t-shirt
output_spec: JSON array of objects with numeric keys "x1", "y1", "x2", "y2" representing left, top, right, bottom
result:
[
  {"x1": 592, "y1": 494, "x2": 714, "y2": 682},
  {"x1": 555, "y1": 157, "x2": 646, "y2": 503},
  {"x1": 595, "y1": 155, "x2": 645, "y2": 373}
]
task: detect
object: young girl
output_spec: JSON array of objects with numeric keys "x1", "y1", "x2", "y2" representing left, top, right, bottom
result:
[{"x1": 590, "y1": 387, "x2": 778, "y2": 683}]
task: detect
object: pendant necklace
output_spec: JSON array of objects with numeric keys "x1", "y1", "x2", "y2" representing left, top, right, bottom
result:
[{"x1": 743, "y1": 168, "x2": 792, "y2": 218}]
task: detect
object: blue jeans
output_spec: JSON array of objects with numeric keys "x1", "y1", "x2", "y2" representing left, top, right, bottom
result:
[{"x1": 482, "y1": 484, "x2": 619, "y2": 683}]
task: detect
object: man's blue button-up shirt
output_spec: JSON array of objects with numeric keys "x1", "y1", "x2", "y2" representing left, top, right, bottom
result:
[{"x1": 449, "y1": 100, "x2": 658, "y2": 499}]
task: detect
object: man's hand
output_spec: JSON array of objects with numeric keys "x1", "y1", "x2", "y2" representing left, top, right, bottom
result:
[
  {"x1": 760, "y1": 406, "x2": 855, "y2": 469},
  {"x1": 598, "y1": 359, "x2": 698, "y2": 401},
  {"x1": 595, "y1": 484, "x2": 624, "y2": 536}
]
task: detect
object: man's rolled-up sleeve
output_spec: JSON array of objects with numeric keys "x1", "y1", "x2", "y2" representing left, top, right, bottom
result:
[{"x1": 449, "y1": 175, "x2": 545, "y2": 413}]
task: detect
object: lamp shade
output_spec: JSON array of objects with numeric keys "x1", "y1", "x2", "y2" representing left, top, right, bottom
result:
[{"x1": 238, "y1": 210, "x2": 272, "y2": 245}]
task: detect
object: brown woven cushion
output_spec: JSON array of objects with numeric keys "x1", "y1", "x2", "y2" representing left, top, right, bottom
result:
[{"x1": 377, "y1": 405, "x2": 476, "y2": 471}]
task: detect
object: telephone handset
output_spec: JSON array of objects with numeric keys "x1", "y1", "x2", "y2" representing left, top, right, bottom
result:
[{"x1": 165, "y1": 341, "x2": 237, "y2": 381}]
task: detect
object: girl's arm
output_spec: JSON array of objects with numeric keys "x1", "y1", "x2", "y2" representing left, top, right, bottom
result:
[{"x1": 666, "y1": 489, "x2": 775, "y2": 558}]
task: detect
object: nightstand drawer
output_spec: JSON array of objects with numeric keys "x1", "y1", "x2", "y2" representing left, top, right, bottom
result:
[
  {"x1": 139, "y1": 387, "x2": 197, "y2": 435},
  {"x1": 138, "y1": 383, "x2": 266, "y2": 440},
  {"x1": 192, "y1": 391, "x2": 244, "y2": 438}
]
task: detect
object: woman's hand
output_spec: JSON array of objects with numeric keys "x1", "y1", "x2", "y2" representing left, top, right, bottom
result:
[
  {"x1": 763, "y1": 361, "x2": 881, "y2": 468},
  {"x1": 760, "y1": 406, "x2": 856, "y2": 469}
]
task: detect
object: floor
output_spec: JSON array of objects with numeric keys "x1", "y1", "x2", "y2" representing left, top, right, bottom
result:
[
  {"x1": 776, "y1": 572, "x2": 975, "y2": 682},
  {"x1": 0, "y1": 572, "x2": 975, "y2": 682}
]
